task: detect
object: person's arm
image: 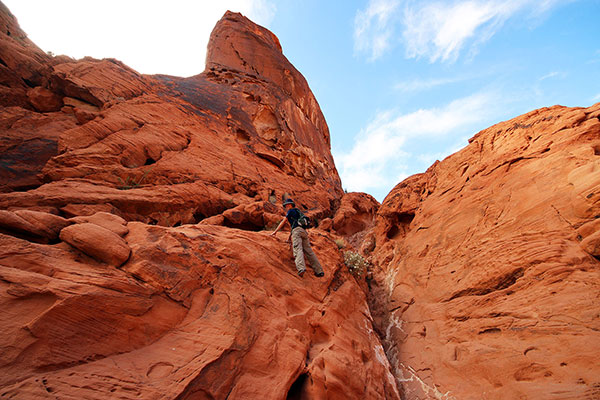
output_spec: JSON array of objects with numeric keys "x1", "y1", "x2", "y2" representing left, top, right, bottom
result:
[{"x1": 270, "y1": 217, "x2": 287, "y2": 236}]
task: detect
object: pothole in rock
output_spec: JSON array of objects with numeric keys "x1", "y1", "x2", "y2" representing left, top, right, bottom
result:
[
  {"x1": 386, "y1": 212, "x2": 415, "y2": 240},
  {"x1": 236, "y1": 128, "x2": 251, "y2": 144}
]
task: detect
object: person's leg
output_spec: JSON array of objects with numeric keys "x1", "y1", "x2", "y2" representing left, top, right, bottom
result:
[
  {"x1": 300, "y1": 229, "x2": 324, "y2": 275},
  {"x1": 292, "y1": 228, "x2": 306, "y2": 274}
]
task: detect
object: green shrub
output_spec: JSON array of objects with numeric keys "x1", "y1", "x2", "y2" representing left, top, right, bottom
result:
[{"x1": 344, "y1": 251, "x2": 369, "y2": 277}]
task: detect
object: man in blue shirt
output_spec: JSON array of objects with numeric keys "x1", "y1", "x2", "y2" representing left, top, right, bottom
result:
[{"x1": 270, "y1": 198, "x2": 324, "y2": 277}]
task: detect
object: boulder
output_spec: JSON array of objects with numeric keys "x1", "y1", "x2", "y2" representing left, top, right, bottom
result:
[
  {"x1": 14, "y1": 209, "x2": 71, "y2": 240},
  {"x1": 27, "y1": 86, "x2": 63, "y2": 112},
  {"x1": 59, "y1": 223, "x2": 131, "y2": 266},
  {"x1": 0, "y1": 209, "x2": 46, "y2": 239},
  {"x1": 333, "y1": 192, "x2": 379, "y2": 236},
  {"x1": 0, "y1": 208, "x2": 70, "y2": 243},
  {"x1": 221, "y1": 201, "x2": 280, "y2": 231},
  {"x1": 318, "y1": 217, "x2": 333, "y2": 231},
  {"x1": 70, "y1": 212, "x2": 128, "y2": 237},
  {"x1": 580, "y1": 230, "x2": 600, "y2": 256},
  {"x1": 332, "y1": 192, "x2": 379, "y2": 253}
]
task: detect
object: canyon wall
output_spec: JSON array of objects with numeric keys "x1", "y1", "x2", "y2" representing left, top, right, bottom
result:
[{"x1": 369, "y1": 103, "x2": 600, "y2": 399}]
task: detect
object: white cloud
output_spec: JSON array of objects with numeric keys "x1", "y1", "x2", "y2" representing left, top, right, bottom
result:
[
  {"x1": 4, "y1": 0, "x2": 276, "y2": 77},
  {"x1": 395, "y1": 76, "x2": 463, "y2": 92},
  {"x1": 538, "y1": 71, "x2": 566, "y2": 81},
  {"x1": 539, "y1": 71, "x2": 559, "y2": 81},
  {"x1": 354, "y1": 0, "x2": 568, "y2": 63},
  {"x1": 336, "y1": 91, "x2": 498, "y2": 196},
  {"x1": 354, "y1": 0, "x2": 400, "y2": 61},
  {"x1": 592, "y1": 93, "x2": 600, "y2": 103},
  {"x1": 530, "y1": 0, "x2": 572, "y2": 16},
  {"x1": 403, "y1": 1, "x2": 531, "y2": 63}
]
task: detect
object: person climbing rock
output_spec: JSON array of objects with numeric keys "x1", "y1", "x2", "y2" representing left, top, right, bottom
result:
[{"x1": 270, "y1": 198, "x2": 324, "y2": 277}]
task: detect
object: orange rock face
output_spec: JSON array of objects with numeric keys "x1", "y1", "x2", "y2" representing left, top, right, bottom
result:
[
  {"x1": 0, "y1": 10, "x2": 342, "y2": 220},
  {"x1": 370, "y1": 103, "x2": 600, "y2": 399},
  {"x1": 332, "y1": 192, "x2": 379, "y2": 255},
  {"x1": 2, "y1": 2, "x2": 599, "y2": 399},
  {"x1": 0, "y1": 6, "x2": 399, "y2": 400},
  {"x1": 1, "y1": 222, "x2": 400, "y2": 399}
]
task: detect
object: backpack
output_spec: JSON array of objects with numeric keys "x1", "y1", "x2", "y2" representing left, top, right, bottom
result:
[{"x1": 297, "y1": 209, "x2": 312, "y2": 229}]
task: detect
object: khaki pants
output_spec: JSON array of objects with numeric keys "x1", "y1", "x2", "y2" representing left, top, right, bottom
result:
[{"x1": 291, "y1": 227, "x2": 323, "y2": 274}]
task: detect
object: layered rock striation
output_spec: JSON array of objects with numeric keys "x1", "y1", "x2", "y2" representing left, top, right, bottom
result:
[
  {"x1": 2, "y1": 2, "x2": 599, "y2": 399},
  {"x1": 0, "y1": 8, "x2": 342, "y2": 225},
  {"x1": 0, "y1": 5, "x2": 398, "y2": 399},
  {"x1": 369, "y1": 103, "x2": 600, "y2": 399}
]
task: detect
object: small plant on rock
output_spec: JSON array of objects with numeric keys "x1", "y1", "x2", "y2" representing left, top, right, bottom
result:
[
  {"x1": 334, "y1": 238, "x2": 346, "y2": 249},
  {"x1": 344, "y1": 251, "x2": 369, "y2": 277},
  {"x1": 117, "y1": 167, "x2": 153, "y2": 190}
]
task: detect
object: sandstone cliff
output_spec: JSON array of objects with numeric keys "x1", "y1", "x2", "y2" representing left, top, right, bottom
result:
[
  {"x1": 1, "y1": 2, "x2": 599, "y2": 399},
  {"x1": 0, "y1": 5, "x2": 399, "y2": 399},
  {"x1": 369, "y1": 103, "x2": 600, "y2": 399}
]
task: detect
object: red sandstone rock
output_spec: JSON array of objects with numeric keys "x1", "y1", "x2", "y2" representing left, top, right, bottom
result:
[
  {"x1": 580, "y1": 230, "x2": 600, "y2": 256},
  {"x1": 0, "y1": 2, "x2": 52, "y2": 109},
  {"x1": 577, "y1": 218, "x2": 600, "y2": 238},
  {"x1": 49, "y1": 58, "x2": 154, "y2": 108},
  {"x1": 331, "y1": 192, "x2": 380, "y2": 256},
  {"x1": 206, "y1": 12, "x2": 333, "y2": 162},
  {"x1": 0, "y1": 208, "x2": 69, "y2": 243},
  {"x1": 59, "y1": 222, "x2": 131, "y2": 266},
  {"x1": 0, "y1": 209, "x2": 47, "y2": 240},
  {"x1": 70, "y1": 211, "x2": 129, "y2": 237},
  {"x1": 0, "y1": 6, "x2": 396, "y2": 400},
  {"x1": 318, "y1": 217, "x2": 333, "y2": 231},
  {"x1": 220, "y1": 200, "x2": 281, "y2": 230},
  {"x1": 1, "y1": 20, "x2": 342, "y2": 221},
  {"x1": 14, "y1": 209, "x2": 71, "y2": 240},
  {"x1": 27, "y1": 86, "x2": 63, "y2": 112},
  {"x1": 1, "y1": 37, "x2": 340, "y2": 224},
  {"x1": 4, "y1": 2, "x2": 598, "y2": 398},
  {"x1": 369, "y1": 102, "x2": 600, "y2": 399},
  {"x1": 0, "y1": 107, "x2": 76, "y2": 192},
  {"x1": 333, "y1": 192, "x2": 379, "y2": 236},
  {"x1": 0, "y1": 221, "x2": 400, "y2": 399}
]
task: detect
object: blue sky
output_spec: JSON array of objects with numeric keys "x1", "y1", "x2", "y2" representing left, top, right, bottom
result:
[{"x1": 6, "y1": 0, "x2": 600, "y2": 201}]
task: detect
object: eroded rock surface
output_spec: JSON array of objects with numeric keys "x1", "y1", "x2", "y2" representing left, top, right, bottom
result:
[
  {"x1": 370, "y1": 103, "x2": 600, "y2": 399},
  {"x1": 2, "y1": 2, "x2": 599, "y2": 399},
  {"x1": 0, "y1": 9, "x2": 342, "y2": 221},
  {"x1": 1, "y1": 223, "x2": 399, "y2": 399},
  {"x1": 0, "y1": 5, "x2": 398, "y2": 400}
]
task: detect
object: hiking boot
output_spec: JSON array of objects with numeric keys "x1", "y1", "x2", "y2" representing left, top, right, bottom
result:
[
  {"x1": 315, "y1": 271, "x2": 324, "y2": 277},
  {"x1": 298, "y1": 269, "x2": 306, "y2": 277}
]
